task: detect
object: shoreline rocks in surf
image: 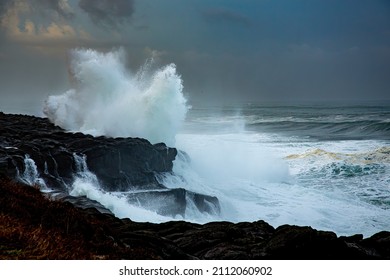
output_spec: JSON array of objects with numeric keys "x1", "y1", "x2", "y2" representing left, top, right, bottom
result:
[
  {"x1": 0, "y1": 112, "x2": 220, "y2": 218},
  {"x1": 1, "y1": 177, "x2": 389, "y2": 259}
]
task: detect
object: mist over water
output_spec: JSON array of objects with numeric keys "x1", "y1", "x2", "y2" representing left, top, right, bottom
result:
[
  {"x1": 162, "y1": 106, "x2": 390, "y2": 237},
  {"x1": 43, "y1": 48, "x2": 188, "y2": 146}
]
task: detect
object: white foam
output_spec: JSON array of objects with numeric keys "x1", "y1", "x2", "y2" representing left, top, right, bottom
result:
[
  {"x1": 70, "y1": 153, "x2": 171, "y2": 222},
  {"x1": 159, "y1": 125, "x2": 390, "y2": 237},
  {"x1": 43, "y1": 48, "x2": 188, "y2": 146},
  {"x1": 18, "y1": 155, "x2": 47, "y2": 189},
  {"x1": 175, "y1": 133, "x2": 290, "y2": 185},
  {"x1": 70, "y1": 178, "x2": 170, "y2": 222}
]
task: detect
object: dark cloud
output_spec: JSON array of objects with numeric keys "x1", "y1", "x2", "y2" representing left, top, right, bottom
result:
[
  {"x1": 0, "y1": 0, "x2": 74, "y2": 20},
  {"x1": 33, "y1": 0, "x2": 75, "y2": 20},
  {"x1": 79, "y1": 0, "x2": 135, "y2": 28},
  {"x1": 0, "y1": 0, "x2": 12, "y2": 17},
  {"x1": 0, "y1": 0, "x2": 12, "y2": 48},
  {"x1": 202, "y1": 8, "x2": 252, "y2": 27}
]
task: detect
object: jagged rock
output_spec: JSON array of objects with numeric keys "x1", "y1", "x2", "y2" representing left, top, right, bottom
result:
[
  {"x1": 0, "y1": 112, "x2": 220, "y2": 217},
  {"x1": 68, "y1": 136, "x2": 177, "y2": 190},
  {"x1": 258, "y1": 225, "x2": 383, "y2": 259},
  {"x1": 362, "y1": 231, "x2": 390, "y2": 257},
  {"x1": 260, "y1": 225, "x2": 338, "y2": 258},
  {"x1": 46, "y1": 192, "x2": 114, "y2": 215},
  {"x1": 0, "y1": 113, "x2": 176, "y2": 190},
  {"x1": 126, "y1": 188, "x2": 220, "y2": 217}
]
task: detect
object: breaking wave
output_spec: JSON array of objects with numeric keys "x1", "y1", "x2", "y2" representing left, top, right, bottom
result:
[{"x1": 43, "y1": 48, "x2": 188, "y2": 146}]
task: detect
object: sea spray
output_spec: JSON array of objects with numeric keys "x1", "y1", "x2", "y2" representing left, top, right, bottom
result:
[
  {"x1": 70, "y1": 153, "x2": 221, "y2": 223},
  {"x1": 159, "y1": 104, "x2": 390, "y2": 237},
  {"x1": 43, "y1": 48, "x2": 188, "y2": 146},
  {"x1": 18, "y1": 155, "x2": 47, "y2": 189},
  {"x1": 174, "y1": 133, "x2": 290, "y2": 186},
  {"x1": 70, "y1": 153, "x2": 170, "y2": 222},
  {"x1": 158, "y1": 132, "x2": 292, "y2": 223}
]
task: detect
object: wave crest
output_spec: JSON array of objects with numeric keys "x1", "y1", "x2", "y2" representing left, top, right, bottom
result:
[{"x1": 43, "y1": 48, "x2": 188, "y2": 146}]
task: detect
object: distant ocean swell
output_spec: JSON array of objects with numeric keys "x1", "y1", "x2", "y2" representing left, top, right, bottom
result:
[{"x1": 247, "y1": 119, "x2": 390, "y2": 140}]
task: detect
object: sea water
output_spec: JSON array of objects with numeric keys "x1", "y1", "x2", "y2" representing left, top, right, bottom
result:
[
  {"x1": 166, "y1": 105, "x2": 390, "y2": 237},
  {"x1": 41, "y1": 48, "x2": 390, "y2": 237}
]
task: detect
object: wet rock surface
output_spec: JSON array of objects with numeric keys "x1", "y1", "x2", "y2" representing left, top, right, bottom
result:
[
  {"x1": 0, "y1": 112, "x2": 176, "y2": 190},
  {"x1": 0, "y1": 112, "x2": 219, "y2": 217},
  {"x1": 126, "y1": 188, "x2": 220, "y2": 217}
]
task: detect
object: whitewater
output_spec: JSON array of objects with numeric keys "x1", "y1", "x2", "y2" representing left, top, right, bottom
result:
[
  {"x1": 43, "y1": 48, "x2": 188, "y2": 147},
  {"x1": 42, "y1": 48, "x2": 390, "y2": 237},
  {"x1": 172, "y1": 106, "x2": 390, "y2": 237}
]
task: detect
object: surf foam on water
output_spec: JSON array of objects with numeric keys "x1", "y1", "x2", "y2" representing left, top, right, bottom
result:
[
  {"x1": 69, "y1": 153, "x2": 171, "y2": 222},
  {"x1": 158, "y1": 107, "x2": 390, "y2": 237},
  {"x1": 43, "y1": 48, "x2": 188, "y2": 146},
  {"x1": 158, "y1": 131, "x2": 294, "y2": 223}
]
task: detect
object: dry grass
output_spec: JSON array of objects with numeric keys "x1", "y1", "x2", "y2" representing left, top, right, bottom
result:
[
  {"x1": 0, "y1": 213, "x2": 93, "y2": 259},
  {"x1": 0, "y1": 178, "x2": 103, "y2": 259},
  {"x1": 0, "y1": 177, "x2": 180, "y2": 259},
  {"x1": 0, "y1": 178, "x2": 96, "y2": 259}
]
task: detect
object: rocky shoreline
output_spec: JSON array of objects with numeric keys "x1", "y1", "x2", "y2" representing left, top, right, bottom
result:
[
  {"x1": 0, "y1": 112, "x2": 219, "y2": 217},
  {"x1": 1, "y1": 112, "x2": 390, "y2": 259},
  {"x1": 1, "y1": 177, "x2": 390, "y2": 259}
]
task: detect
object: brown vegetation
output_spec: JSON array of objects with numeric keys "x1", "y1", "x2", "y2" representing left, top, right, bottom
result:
[{"x1": 0, "y1": 177, "x2": 158, "y2": 259}]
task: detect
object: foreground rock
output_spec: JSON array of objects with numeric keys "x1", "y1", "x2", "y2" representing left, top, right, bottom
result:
[
  {"x1": 1, "y1": 178, "x2": 389, "y2": 259},
  {"x1": 0, "y1": 112, "x2": 219, "y2": 217},
  {"x1": 0, "y1": 112, "x2": 175, "y2": 190}
]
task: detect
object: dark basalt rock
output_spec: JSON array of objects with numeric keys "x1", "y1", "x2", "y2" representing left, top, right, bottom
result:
[
  {"x1": 0, "y1": 112, "x2": 176, "y2": 190},
  {"x1": 46, "y1": 191, "x2": 114, "y2": 215},
  {"x1": 126, "y1": 188, "x2": 220, "y2": 217},
  {"x1": 70, "y1": 136, "x2": 177, "y2": 190},
  {"x1": 0, "y1": 112, "x2": 220, "y2": 217},
  {"x1": 87, "y1": 213, "x2": 390, "y2": 259}
]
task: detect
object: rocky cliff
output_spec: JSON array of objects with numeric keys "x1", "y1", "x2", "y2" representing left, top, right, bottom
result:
[{"x1": 0, "y1": 112, "x2": 219, "y2": 217}]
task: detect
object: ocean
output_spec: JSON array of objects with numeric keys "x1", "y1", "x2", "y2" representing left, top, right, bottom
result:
[
  {"x1": 9, "y1": 49, "x2": 390, "y2": 238},
  {"x1": 167, "y1": 104, "x2": 390, "y2": 237}
]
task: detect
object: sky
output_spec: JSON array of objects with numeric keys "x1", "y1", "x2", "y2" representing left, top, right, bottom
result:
[{"x1": 0, "y1": 0, "x2": 389, "y2": 114}]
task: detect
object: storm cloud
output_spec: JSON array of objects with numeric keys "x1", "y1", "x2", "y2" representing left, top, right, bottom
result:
[
  {"x1": 79, "y1": 0, "x2": 135, "y2": 28},
  {"x1": 33, "y1": 0, "x2": 74, "y2": 20},
  {"x1": 0, "y1": 0, "x2": 74, "y2": 19},
  {"x1": 0, "y1": 1, "x2": 12, "y2": 17}
]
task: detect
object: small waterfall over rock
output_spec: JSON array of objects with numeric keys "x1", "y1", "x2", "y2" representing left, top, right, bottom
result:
[{"x1": 18, "y1": 155, "x2": 47, "y2": 189}]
